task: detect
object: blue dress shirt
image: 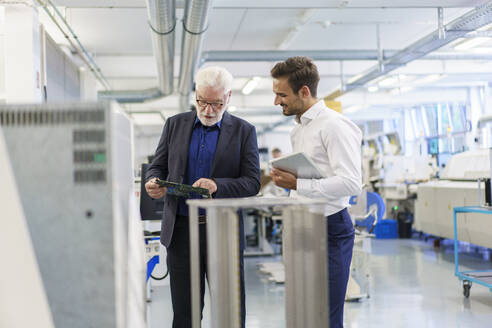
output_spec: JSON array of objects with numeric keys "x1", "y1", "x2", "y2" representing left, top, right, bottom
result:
[{"x1": 177, "y1": 117, "x2": 221, "y2": 216}]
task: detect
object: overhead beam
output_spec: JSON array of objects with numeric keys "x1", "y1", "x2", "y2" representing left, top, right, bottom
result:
[
  {"x1": 201, "y1": 50, "x2": 492, "y2": 63},
  {"x1": 326, "y1": 1, "x2": 492, "y2": 99}
]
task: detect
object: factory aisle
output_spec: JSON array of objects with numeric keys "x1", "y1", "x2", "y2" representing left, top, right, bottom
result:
[{"x1": 148, "y1": 238, "x2": 492, "y2": 328}]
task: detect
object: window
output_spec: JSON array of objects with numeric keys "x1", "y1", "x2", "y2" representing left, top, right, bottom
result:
[
  {"x1": 438, "y1": 103, "x2": 451, "y2": 135},
  {"x1": 423, "y1": 105, "x2": 438, "y2": 136},
  {"x1": 411, "y1": 107, "x2": 425, "y2": 137},
  {"x1": 450, "y1": 103, "x2": 466, "y2": 132}
]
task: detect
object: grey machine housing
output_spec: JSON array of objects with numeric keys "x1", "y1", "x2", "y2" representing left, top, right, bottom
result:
[{"x1": 0, "y1": 102, "x2": 146, "y2": 328}]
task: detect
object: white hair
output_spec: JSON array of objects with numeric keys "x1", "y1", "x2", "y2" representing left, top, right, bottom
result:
[{"x1": 194, "y1": 66, "x2": 233, "y2": 93}]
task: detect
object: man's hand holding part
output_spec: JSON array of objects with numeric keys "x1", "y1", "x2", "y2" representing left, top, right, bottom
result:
[{"x1": 145, "y1": 178, "x2": 168, "y2": 199}]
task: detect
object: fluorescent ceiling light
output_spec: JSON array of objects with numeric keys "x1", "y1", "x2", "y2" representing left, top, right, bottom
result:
[
  {"x1": 390, "y1": 86, "x2": 414, "y2": 95},
  {"x1": 412, "y1": 74, "x2": 444, "y2": 85},
  {"x1": 277, "y1": 27, "x2": 300, "y2": 50},
  {"x1": 242, "y1": 77, "x2": 261, "y2": 95},
  {"x1": 297, "y1": 9, "x2": 316, "y2": 25},
  {"x1": 344, "y1": 105, "x2": 366, "y2": 113},
  {"x1": 130, "y1": 112, "x2": 165, "y2": 126},
  {"x1": 347, "y1": 73, "x2": 365, "y2": 84},
  {"x1": 378, "y1": 76, "x2": 399, "y2": 87},
  {"x1": 320, "y1": 20, "x2": 332, "y2": 28},
  {"x1": 454, "y1": 37, "x2": 490, "y2": 50},
  {"x1": 447, "y1": 37, "x2": 466, "y2": 48},
  {"x1": 470, "y1": 47, "x2": 492, "y2": 54},
  {"x1": 245, "y1": 116, "x2": 284, "y2": 125},
  {"x1": 367, "y1": 86, "x2": 379, "y2": 92},
  {"x1": 477, "y1": 22, "x2": 492, "y2": 32}
]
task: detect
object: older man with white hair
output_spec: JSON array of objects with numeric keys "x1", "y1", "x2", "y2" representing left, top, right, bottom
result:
[{"x1": 145, "y1": 66, "x2": 260, "y2": 328}]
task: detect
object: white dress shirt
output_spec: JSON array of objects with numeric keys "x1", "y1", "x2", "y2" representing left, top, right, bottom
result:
[{"x1": 290, "y1": 100, "x2": 362, "y2": 216}]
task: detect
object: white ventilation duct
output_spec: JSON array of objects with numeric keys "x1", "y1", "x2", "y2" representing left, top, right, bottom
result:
[
  {"x1": 99, "y1": 0, "x2": 175, "y2": 102},
  {"x1": 147, "y1": 0, "x2": 176, "y2": 96},
  {"x1": 178, "y1": 0, "x2": 214, "y2": 110}
]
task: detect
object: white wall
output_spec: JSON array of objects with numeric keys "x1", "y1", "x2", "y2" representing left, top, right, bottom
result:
[
  {"x1": 132, "y1": 124, "x2": 163, "y2": 175},
  {"x1": 3, "y1": 4, "x2": 42, "y2": 103}
]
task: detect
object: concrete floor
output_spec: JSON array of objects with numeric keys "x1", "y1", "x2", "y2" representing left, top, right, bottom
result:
[{"x1": 147, "y1": 237, "x2": 492, "y2": 328}]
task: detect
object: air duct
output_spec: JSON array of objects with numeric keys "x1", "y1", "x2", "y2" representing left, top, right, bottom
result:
[
  {"x1": 177, "y1": 0, "x2": 214, "y2": 110},
  {"x1": 146, "y1": 0, "x2": 176, "y2": 96},
  {"x1": 98, "y1": 88, "x2": 162, "y2": 103},
  {"x1": 199, "y1": 50, "x2": 492, "y2": 63},
  {"x1": 99, "y1": 0, "x2": 175, "y2": 102}
]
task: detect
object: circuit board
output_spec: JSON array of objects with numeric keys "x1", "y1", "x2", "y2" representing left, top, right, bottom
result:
[{"x1": 154, "y1": 179, "x2": 211, "y2": 199}]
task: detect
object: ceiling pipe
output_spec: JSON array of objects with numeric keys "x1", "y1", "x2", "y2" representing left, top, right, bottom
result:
[
  {"x1": 200, "y1": 49, "x2": 492, "y2": 63},
  {"x1": 147, "y1": 0, "x2": 176, "y2": 96},
  {"x1": 98, "y1": 88, "x2": 162, "y2": 103},
  {"x1": 326, "y1": 2, "x2": 492, "y2": 99},
  {"x1": 35, "y1": 0, "x2": 111, "y2": 90},
  {"x1": 98, "y1": 0, "x2": 175, "y2": 102},
  {"x1": 177, "y1": 0, "x2": 214, "y2": 111}
]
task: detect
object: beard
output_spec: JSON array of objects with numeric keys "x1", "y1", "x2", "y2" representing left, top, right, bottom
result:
[
  {"x1": 281, "y1": 98, "x2": 304, "y2": 117},
  {"x1": 197, "y1": 108, "x2": 226, "y2": 126}
]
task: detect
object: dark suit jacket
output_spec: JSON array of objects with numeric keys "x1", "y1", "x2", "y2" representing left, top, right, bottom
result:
[{"x1": 146, "y1": 110, "x2": 261, "y2": 247}]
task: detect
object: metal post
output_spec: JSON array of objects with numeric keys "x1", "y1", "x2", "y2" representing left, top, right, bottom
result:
[
  {"x1": 283, "y1": 206, "x2": 329, "y2": 328},
  {"x1": 189, "y1": 204, "x2": 201, "y2": 328},
  {"x1": 339, "y1": 61, "x2": 345, "y2": 92},
  {"x1": 438, "y1": 7, "x2": 446, "y2": 40},
  {"x1": 207, "y1": 207, "x2": 241, "y2": 328},
  {"x1": 376, "y1": 24, "x2": 384, "y2": 73}
]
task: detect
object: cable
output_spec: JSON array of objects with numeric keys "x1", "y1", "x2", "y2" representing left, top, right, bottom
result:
[{"x1": 151, "y1": 268, "x2": 169, "y2": 281}]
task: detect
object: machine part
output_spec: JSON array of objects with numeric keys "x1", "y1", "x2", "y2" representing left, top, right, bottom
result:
[
  {"x1": 283, "y1": 206, "x2": 329, "y2": 328},
  {"x1": 187, "y1": 197, "x2": 329, "y2": 328},
  {"x1": 0, "y1": 122, "x2": 55, "y2": 328},
  {"x1": 0, "y1": 102, "x2": 146, "y2": 328},
  {"x1": 150, "y1": 271, "x2": 169, "y2": 280},
  {"x1": 463, "y1": 280, "x2": 472, "y2": 298},
  {"x1": 207, "y1": 207, "x2": 242, "y2": 328},
  {"x1": 154, "y1": 178, "x2": 210, "y2": 198}
]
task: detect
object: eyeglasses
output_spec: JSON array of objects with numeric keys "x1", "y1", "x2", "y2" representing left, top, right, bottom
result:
[{"x1": 196, "y1": 98, "x2": 224, "y2": 110}]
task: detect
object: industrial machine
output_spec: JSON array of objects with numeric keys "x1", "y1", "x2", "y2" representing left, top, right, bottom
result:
[
  {"x1": 365, "y1": 131, "x2": 437, "y2": 223},
  {"x1": 415, "y1": 148, "x2": 492, "y2": 248},
  {"x1": 0, "y1": 103, "x2": 146, "y2": 328},
  {"x1": 377, "y1": 153, "x2": 437, "y2": 221},
  {"x1": 0, "y1": 126, "x2": 55, "y2": 328}
]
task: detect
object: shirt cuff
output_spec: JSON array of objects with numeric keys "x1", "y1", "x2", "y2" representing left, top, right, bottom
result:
[
  {"x1": 296, "y1": 179, "x2": 311, "y2": 197},
  {"x1": 145, "y1": 176, "x2": 157, "y2": 183}
]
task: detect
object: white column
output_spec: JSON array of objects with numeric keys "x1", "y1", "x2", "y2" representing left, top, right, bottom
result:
[
  {"x1": 468, "y1": 86, "x2": 485, "y2": 148},
  {"x1": 80, "y1": 67, "x2": 98, "y2": 101},
  {"x1": 3, "y1": 3, "x2": 42, "y2": 103}
]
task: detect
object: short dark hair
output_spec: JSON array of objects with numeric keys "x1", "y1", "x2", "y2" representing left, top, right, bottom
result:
[
  {"x1": 271, "y1": 147, "x2": 281, "y2": 154},
  {"x1": 270, "y1": 56, "x2": 320, "y2": 97}
]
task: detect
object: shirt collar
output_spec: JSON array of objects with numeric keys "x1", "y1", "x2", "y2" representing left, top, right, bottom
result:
[
  {"x1": 295, "y1": 100, "x2": 325, "y2": 125},
  {"x1": 194, "y1": 116, "x2": 222, "y2": 129}
]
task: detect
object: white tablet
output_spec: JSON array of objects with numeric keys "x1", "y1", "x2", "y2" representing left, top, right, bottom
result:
[{"x1": 269, "y1": 152, "x2": 325, "y2": 179}]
